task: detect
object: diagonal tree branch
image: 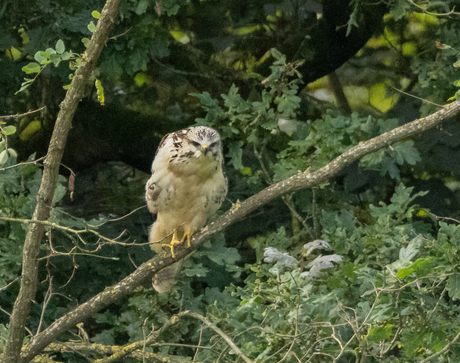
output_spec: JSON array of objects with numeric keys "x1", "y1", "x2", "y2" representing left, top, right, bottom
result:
[
  {"x1": 18, "y1": 100, "x2": 460, "y2": 362},
  {"x1": 3, "y1": 0, "x2": 122, "y2": 362}
]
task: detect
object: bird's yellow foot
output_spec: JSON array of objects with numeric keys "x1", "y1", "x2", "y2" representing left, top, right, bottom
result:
[
  {"x1": 162, "y1": 230, "x2": 194, "y2": 258},
  {"x1": 161, "y1": 231, "x2": 181, "y2": 258},
  {"x1": 179, "y1": 230, "x2": 194, "y2": 247}
]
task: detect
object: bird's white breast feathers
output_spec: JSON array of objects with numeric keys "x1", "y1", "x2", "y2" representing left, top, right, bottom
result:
[{"x1": 145, "y1": 126, "x2": 227, "y2": 244}]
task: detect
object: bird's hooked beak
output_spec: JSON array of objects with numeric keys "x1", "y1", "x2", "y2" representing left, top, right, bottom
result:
[{"x1": 202, "y1": 144, "x2": 209, "y2": 156}]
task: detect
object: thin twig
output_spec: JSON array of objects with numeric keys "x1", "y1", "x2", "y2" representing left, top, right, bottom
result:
[
  {"x1": 392, "y1": 87, "x2": 445, "y2": 107},
  {"x1": 36, "y1": 273, "x2": 53, "y2": 335},
  {"x1": 109, "y1": 27, "x2": 132, "y2": 40},
  {"x1": 0, "y1": 306, "x2": 34, "y2": 336},
  {"x1": 0, "y1": 106, "x2": 46, "y2": 120},
  {"x1": 185, "y1": 311, "x2": 253, "y2": 363},
  {"x1": 420, "y1": 330, "x2": 460, "y2": 363},
  {"x1": 0, "y1": 277, "x2": 19, "y2": 291},
  {"x1": 0, "y1": 156, "x2": 45, "y2": 172},
  {"x1": 407, "y1": 0, "x2": 460, "y2": 16},
  {"x1": 193, "y1": 324, "x2": 204, "y2": 362},
  {"x1": 0, "y1": 215, "x2": 138, "y2": 248}
]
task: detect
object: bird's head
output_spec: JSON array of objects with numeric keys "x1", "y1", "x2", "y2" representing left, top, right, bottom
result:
[{"x1": 185, "y1": 126, "x2": 223, "y2": 160}]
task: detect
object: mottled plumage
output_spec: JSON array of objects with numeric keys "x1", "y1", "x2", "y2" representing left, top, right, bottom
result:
[{"x1": 145, "y1": 126, "x2": 227, "y2": 293}]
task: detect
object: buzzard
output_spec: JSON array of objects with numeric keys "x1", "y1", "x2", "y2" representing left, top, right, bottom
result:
[{"x1": 145, "y1": 126, "x2": 227, "y2": 293}]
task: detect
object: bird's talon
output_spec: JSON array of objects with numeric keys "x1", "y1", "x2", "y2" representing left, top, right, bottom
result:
[{"x1": 179, "y1": 230, "x2": 193, "y2": 247}]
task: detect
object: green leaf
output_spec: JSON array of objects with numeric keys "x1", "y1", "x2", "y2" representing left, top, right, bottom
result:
[
  {"x1": 7, "y1": 149, "x2": 18, "y2": 158},
  {"x1": 92, "y1": 328, "x2": 115, "y2": 345},
  {"x1": 91, "y1": 10, "x2": 101, "y2": 19},
  {"x1": 2, "y1": 125, "x2": 17, "y2": 135},
  {"x1": 204, "y1": 242, "x2": 240, "y2": 266},
  {"x1": 82, "y1": 38, "x2": 91, "y2": 48},
  {"x1": 34, "y1": 51, "x2": 48, "y2": 63},
  {"x1": 227, "y1": 141, "x2": 244, "y2": 170},
  {"x1": 22, "y1": 62, "x2": 41, "y2": 74},
  {"x1": 149, "y1": 37, "x2": 170, "y2": 59},
  {"x1": 447, "y1": 273, "x2": 460, "y2": 300},
  {"x1": 183, "y1": 263, "x2": 208, "y2": 277},
  {"x1": 87, "y1": 21, "x2": 96, "y2": 33},
  {"x1": 391, "y1": 0, "x2": 411, "y2": 21},
  {"x1": 135, "y1": 0, "x2": 149, "y2": 15},
  {"x1": 15, "y1": 81, "x2": 33, "y2": 94},
  {"x1": 277, "y1": 89, "x2": 301, "y2": 117},
  {"x1": 368, "y1": 324, "x2": 393, "y2": 343},
  {"x1": 399, "y1": 237, "x2": 422, "y2": 265},
  {"x1": 50, "y1": 53, "x2": 61, "y2": 66},
  {"x1": 160, "y1": 0, "x2": 181, "y2": 16},
  {"x1": 55, "y1": 39, "x2": 65, "y2": 54},
  {"x1": 397, "y1": 257, "x2": 434, "y2": 279},
  {"x1": 0, "y1": 150, "x2": 8, "y2": 164},
  {"x1": 392, "y1": 141, "x2": 421, "y2": 165},
  {"x1": 193, "y1": 235, "x2": 240, "y2": 270}
]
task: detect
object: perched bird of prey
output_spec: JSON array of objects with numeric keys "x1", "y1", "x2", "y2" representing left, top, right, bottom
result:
[{"x1": 145, "y1": 126, "x2": 228, "y2": 293}]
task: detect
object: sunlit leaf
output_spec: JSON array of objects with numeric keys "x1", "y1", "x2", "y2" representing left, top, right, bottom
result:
[
  {"x1": 22, "y1": 62, "x2": 41, "y2": 74},
  {"x1": 368, "y1": 325, "x2": 393, "y2": 343},
  {"x1": 169, "y1": 30, "x2": 190, "y2": 44},
  {"x1": 19, "y1": 121, "x2": 41, "y2": 141},
  {"x1": 9, "y1": 46, "x2": 21, "y2": 60},
  {"x1": 95, "y1": 79, "x2": 105, "y2": 105},
  {"x1": 134, "y1": 72, "x2": 149, "y2": 87}
]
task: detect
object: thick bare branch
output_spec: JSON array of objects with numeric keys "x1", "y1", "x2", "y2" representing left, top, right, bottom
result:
[
  {"x1": 18, "y1": 100, "x2": 460, "y2": 361},
  {"x1": 3, "y1": 0, "x2": 121, "y2": 362}
]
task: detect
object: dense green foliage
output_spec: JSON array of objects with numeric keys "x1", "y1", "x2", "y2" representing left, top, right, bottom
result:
[{"x1": 1, "y1": 0, "x2": 460, "y2": 361}]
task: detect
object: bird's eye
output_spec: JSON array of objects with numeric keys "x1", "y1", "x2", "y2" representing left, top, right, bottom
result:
[
  {"x1": 191, "y1": 141, "x2": 200, "y2": 147},
  {"x1": 209, "y1": 142, "x2": 217, "y2": 148}
]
